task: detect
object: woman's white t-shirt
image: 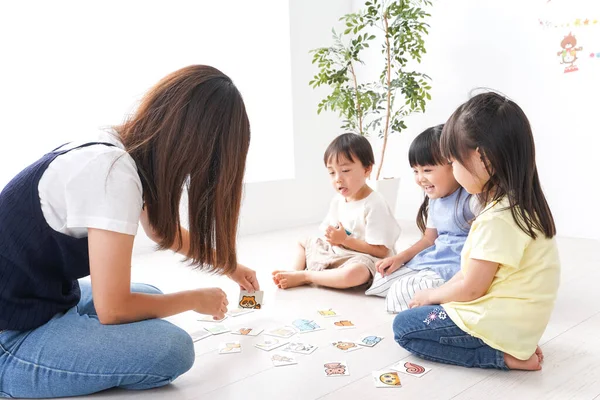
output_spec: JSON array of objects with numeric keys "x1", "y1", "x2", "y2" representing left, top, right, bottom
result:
[{"x1": 38, "y1": 132, "x2": 143, "y2": 238}]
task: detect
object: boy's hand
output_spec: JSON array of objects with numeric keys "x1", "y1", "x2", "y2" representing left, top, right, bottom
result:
[{"x1": 325, "y1": 223, "x2": 348, "y2": 246}]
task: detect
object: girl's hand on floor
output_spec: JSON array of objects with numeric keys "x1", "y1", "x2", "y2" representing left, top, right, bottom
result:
[
  {"x1": 409, "y1": 289, "x2": 433, "y2": 309},
  {"x1": 191, "y1": 288, "x2": 229, "y2": 320},
  {"x1": 376, "y1": 255, "x2": 404, "y2": 276}
]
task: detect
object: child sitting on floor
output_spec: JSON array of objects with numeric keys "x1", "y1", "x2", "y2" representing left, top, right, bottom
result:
[{"x1": 272, "y1": 133, "x2": 400, "y2": 290}]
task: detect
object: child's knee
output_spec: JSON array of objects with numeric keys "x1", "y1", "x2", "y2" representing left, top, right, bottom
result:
[
  {"x1": 392, "y1": 310, "x2": 417, "y2": 347},
  {"x1": 340, "y1": 265, "x2": 370, "y2": 284},
  {"x1": 131, "y1": 283, "x2": 163, "y2": 295},
  {"x1": 147, "y1": 323, "x2": 195, "y2": 380}
]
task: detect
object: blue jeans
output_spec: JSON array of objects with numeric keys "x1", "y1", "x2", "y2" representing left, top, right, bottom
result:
[
  {"x1": 393, "y1": 305, "x2": 507, "y2": 370},
  {"x1": 0, "y1": 280, "x2": 194, "y2": 398}
]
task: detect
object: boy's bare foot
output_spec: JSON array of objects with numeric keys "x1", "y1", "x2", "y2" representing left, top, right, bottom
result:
[
  {"x1": 272, "y1": 271, "x2": 309, "y2": 289},
  {"x1": 504, "y1": 346, "x2": 543, "y2": 371}
]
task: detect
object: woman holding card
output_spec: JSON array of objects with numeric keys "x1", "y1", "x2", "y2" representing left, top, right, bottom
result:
[{"x1": 0, "y1": 65, "x2": 260, "y2": 398}]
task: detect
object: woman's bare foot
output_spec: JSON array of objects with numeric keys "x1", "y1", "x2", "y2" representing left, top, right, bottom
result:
[
  {"x1": 272, "y1": 270, "x2": 309, "y2": 289},
  {"x1": 504, "y1": 346, "x2": 543, "y2": 371}
]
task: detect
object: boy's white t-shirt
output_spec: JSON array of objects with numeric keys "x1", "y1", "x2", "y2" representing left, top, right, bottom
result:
[
  {"x1": 319, "y1": 191, "x2": 400, "y2": 252},
  {"x1": 38, "y1": 132, "x2": 143, "y2": 238}
]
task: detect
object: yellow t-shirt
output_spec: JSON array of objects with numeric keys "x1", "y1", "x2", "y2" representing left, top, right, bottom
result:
[{"x1": 443, "y1": 199, "x2": 560, "y2": 360}]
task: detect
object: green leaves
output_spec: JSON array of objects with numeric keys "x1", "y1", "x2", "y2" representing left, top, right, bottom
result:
[{"x1": 309, "y1": 0, "x2": 432, "y2": 146}]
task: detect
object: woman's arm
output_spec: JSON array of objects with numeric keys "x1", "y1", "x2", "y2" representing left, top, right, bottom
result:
[{"x1": 88, "y1": 228, "x2": 228, "y2": 325}]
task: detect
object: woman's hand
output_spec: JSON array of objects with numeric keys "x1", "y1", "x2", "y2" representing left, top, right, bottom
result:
[
  {"x1": 191, "y1": 288, "x2": 229, "y2": 320},
  {"x1": 228, "y1": 263, "x2": 260, "y2": 293}
]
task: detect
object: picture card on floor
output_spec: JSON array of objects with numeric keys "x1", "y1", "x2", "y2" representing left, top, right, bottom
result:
[
  {"x1": 265, "y1": 326, "x2": 297, "y2": 338},
  {"x1": 372, "y1": 371, "x2": 402, "y2": 388},
  {"x1": 323, "y1": 361, "x2": 350, "y2": 377},
  {"x1": 331, "y1": 340, "x2": 362, "y2": 353},
  {"x1": 291, "y1": 319, "x2": 324, "y2": 333},
  {"x1": 282, "y1": 342, "x2": 317, "y2": 355},
  {"x1": 238, "y1": 290, "x2": 264, "y2": 310},
  {"x1": 317, "y1": 308, "x2": 340, "y2": 318},
  {"x1": 197, "y1": 315, "x2": 228, "y2": 323},
  {"x1": 204, "y1": 324, "x2": 230, "y2": 335},
  {"x1": 218, "y1": 341, "x2": 241, "y2": 354},
  {"x1": 227, "y1": 308, "x2": 254, "y2": 317},
  {"x1": 332, "y1": 320, "x2": 356, "y2": 330},
  {"x1": 358, "y1": 335, "x2": 383, "y2": 347},
  {"x1": 254, "y1": 338, "x2": 289, "y2": 352},
  {"x1": 390, "y1": 361, "x2": 432, "y2": 377},
  {"x1": 231, "y1": 327, "x2": 263, "y2": 336},
  {"x1": 190, "y1": 329, "x2": 211, "y2": 342},
  {"x1": 271, "y1": 352, "x2": 298, "y2": 367}
]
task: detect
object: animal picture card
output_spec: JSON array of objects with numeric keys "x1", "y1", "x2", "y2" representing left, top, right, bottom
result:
[
  {"x1": 332, "y1": 320, "x2": 356, "y2": 330},
  {"x1": 264, "y1": 326, "x2": 297, "y2": 338},
  {"x1": 254, "y1": 337, "x2": 289, "y2": 352},
  {"x1": 372, "y1": 371, "x2": 402, "y2": 388},
  {"x1": 190, "y1": 329, "x2": 211, "y2": 342},
  {"x1": 231, "y1": 327, "x2": 264, "y2": 336},
  {"x1": 238, "y1": 290, "x2": 264, "y2": 310},
  {"x1": 291, "y1": 319, "x2": 324, "y2": 333},
  {"x1": 271, "y1": 352, "x2": 298, "y2": 367},
  {"x1": 204, "y1": 324, "x2": 230, "y2": 335},
  {"x1": 358, "y1": 335, "x2": 383, "y2": 347},
  {"x1": 390, "y1": 361, "x2": 432, "y2": 378},
  {"x1": 197, "y1": 314, "x2": 228, "y2": 323},
  {"x1": 323, "y1": 361, "x2": 350, "y2": 377},
  {"x1": 218, "y1": 341, "x2": 241, "y2": 354},
  {"x1": 331, "y1": 340, "x2": 363, "y2": 353},
  {"x1": 282, "y1": 342, "x2": 317, "y2": 355},
  {"x1": 227, "y1": 308, "x2": 254, "y2": 317},
  {"x1": 317, "y1": 308, "x2": 340, "y2": 318}
]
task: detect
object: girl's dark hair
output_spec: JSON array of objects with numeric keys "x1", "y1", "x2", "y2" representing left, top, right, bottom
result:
[
  {"x1": 323, "y1": 133, "x2": 375, "y2": 168},
  {"x1": 409, "y1": 125, "x2": 446, "y2": 233},
  {"x1": 115, "y1": 65, "x2": 250, "y2": 273},
  {"x1": 440, "y1": 91, "x2": 555, "y2": 239}
]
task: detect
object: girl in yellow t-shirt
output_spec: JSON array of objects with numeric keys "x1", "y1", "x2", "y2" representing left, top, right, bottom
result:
[{"x1": 393, "y1": 92, "x2": 560, "y2": 371}]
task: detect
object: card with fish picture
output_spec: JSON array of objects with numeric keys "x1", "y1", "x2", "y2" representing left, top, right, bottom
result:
[
  {"x1": 282, "y1": 342, "x2": 317, "y2": 355},
  {"x1": 372, "y1": 370, "x2": 402, "y2": 388},
  {"x1": 254, "y1": 337, "x2": 289, "y2": 352},
  {"x1": 231, "y1": 327, "x2": 263, "y2": 336},
  {"x1": 390, "y1": 360, "x2": 432, "y2": 377},
  {"x1": 218, "y1": 341, "x2": 241, "y2": 354},
  {"x1": 238, "y1": 290, "x2": 264, "y2": 310}
]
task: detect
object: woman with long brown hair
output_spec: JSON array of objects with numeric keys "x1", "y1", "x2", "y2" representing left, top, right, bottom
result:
[{"x1": 0, "y1": 65, "x2": 259, "y2": 397}]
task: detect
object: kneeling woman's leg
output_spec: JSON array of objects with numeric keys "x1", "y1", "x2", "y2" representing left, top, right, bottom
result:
[
  {"x1": 393, "y1": 306, "x2": 507, "y2": 370},
  {"x1": 0, "y1": 284, "x2": 194, "y2": 398}
]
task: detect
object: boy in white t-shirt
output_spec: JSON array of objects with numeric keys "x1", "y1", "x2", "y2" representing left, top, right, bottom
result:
[{"x1": 272, "y1": 133, "x2": 400, "y2": 289}]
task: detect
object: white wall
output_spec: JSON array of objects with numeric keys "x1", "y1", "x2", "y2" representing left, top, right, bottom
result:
[
  {"x1": 351, "y1": 0, "x2": 600, "y2": 240},
  {"x1": 237, "y1": 0, "x2": 354, "y2": 236},
  {"x1": 0, "y1": 0, "x2": 294, "y2": 186}
]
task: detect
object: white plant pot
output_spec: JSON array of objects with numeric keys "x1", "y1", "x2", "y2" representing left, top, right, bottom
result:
[{"x1": 368, "y1": 177, "x2": 400, "y2": 215}]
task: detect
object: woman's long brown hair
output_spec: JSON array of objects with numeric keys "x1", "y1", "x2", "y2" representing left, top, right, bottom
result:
[{"x1": 115, "y1": 65, "x2": 250, "y2": 273}]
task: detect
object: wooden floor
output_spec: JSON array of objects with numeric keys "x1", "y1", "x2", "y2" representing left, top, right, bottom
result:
[{"x1": 73, "y1": 222, "x2": 600, "y2": 400}]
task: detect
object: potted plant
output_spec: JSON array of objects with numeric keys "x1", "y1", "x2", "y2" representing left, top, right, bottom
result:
[{"x1": 310, "y1": 0, "x2": 432, "y2": 211}]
